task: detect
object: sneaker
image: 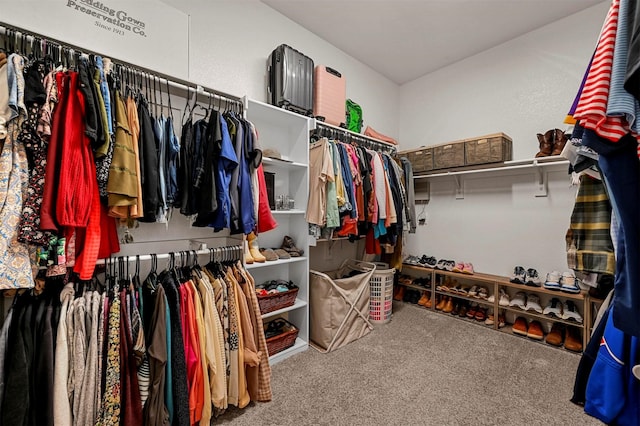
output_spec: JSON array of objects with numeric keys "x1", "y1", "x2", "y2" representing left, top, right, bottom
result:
[
  {"x1": 561, "y1": 300, "x2": 583, "y2": 323},
  {"x1": 560, "y1": 271, "x2": 581, "y2": 294},
  {"x1": 444, "y1": 260, "x2": 455, "y2": 272},
  {"x1": 510, "y1": 266, "x2": 526, "y2": 284},
  {"x1": 543, "y1": 298, "x2": 563, "y2": 318},
  {"x1": 498, "y1": 314, "x2": 506, "y2": 328},
  {"x1": 509, "y1": 291, "x2": 527, "y2": 310},
  {"x1": 487, "y1": 293, "x2": 495, "y2": 303},
  {"x1": 485, "y1": 310, "x2": 495, "y2": 326},
  {"x1": 403, "y1": 255, "x2": 420, "y2": 265},
  {"x1": 512, "y1": 316, "x2": 528, "y2": 336},
  {"x1": 476, "y1": 286, "x2": 489, "y2": 300},
  {"x1": 525, "y1": 268, "x2": 542, "y2": 287},
  {"x1": 452, "y1": 261, "x2": 465, "y2": 273},
  {"x1": 435, "y1": 259, "x2": 448, "y2": 270},
  {"x1": 526, "y1": 320, "x2": 545, "y2": 340},
  {"x1": 524, "y1": 293, "x2": 543, "y2": 313},
  {"x1": 423, "y1": 256, "x2": 438, "y2": 268},
  {"x1": 462, "y1": 263, "x2": 474, "y2": 275},
  {"x1": 498, "y1": 288, "x2": 510, "y2": 307},
  {"x1": 544, "y1": 270, "x2": 562, "y2": 290},
  {"x1": 468, "y1": 285, "x2": 479, "y2": 297}
]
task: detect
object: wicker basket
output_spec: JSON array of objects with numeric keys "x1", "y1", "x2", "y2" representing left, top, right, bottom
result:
[
  {"x1": 265, "y1": 319, "x2": 299, "y2": 356},
  {"x1": 257, "y1": 287, "x2": 299, "y2": 314}
]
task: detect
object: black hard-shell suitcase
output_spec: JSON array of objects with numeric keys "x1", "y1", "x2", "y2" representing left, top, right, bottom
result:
[{"x1": 267, "y1": 44, "x2": 314, "y2": 116}]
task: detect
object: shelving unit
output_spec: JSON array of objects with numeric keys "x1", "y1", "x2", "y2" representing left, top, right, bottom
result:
[
  {"x1": 397, "y1": 264, "x2": 593, "y2": 353},
  {"x1": 247, "y1": 99, "x2": 313, "y2": 364}
]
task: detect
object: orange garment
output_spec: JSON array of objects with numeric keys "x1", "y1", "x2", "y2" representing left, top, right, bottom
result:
[
  {"x1": 183, "y1": 282, "x2": 204, "y2": 424},
  {"x1": 126, "y1": 95, "x2": 143, "y2": 219}
]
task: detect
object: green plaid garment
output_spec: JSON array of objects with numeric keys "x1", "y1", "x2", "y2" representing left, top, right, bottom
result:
[{"x1": 565, "y1": 175, "x2": 615, "y2": 275}]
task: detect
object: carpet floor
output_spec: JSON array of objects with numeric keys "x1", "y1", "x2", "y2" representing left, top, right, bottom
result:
[{"x1": 221, "y1": 302, "x2": 601, "y2": 426}]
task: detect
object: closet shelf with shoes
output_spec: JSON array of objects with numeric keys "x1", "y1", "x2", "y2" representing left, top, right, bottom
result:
[
  {"x1": 246, "y1": 99, "x2": 312, "y2": 364},
  {"x1": 395, "y1": 264, "x2": 594, "y2": 352}
]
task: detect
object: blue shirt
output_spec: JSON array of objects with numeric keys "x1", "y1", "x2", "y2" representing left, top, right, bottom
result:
[{"x1": 212, "y1": 114, "x2": 238, "y2": 231}]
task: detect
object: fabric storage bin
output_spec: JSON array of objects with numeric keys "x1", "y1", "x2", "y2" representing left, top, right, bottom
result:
[
  {"x1": 309, "y1": 259, "x2": 376, "y2": 353},
  {"x1": 433, "y1": 141, "x2": 465, "y2": 170},
  {"x1": 464, "y1": 133, "x2": 513, "y2": 166},
  {"x1": 399, "y1": 147, "x2": 434, "y2": 174}
]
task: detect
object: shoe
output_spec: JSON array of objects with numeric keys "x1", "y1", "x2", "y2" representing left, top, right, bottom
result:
[
  {"x1": 466, "y1": 303, "x2": 479, "y2": 319},
  {"x1": 422, "y1": 256, "x2": 437, "y2": 268},
  {"x1": 487, "y1": 293, "x2": 495, "y2": 303},
  {"x1": 393, "y1": 285, "x2": 405, "y2": 301},
  {"x1": 564, "y1": 327, "x2": 583, "y2": 352},
  {"x1": 535, "y1": 129, "x2": 554, "y2": 158},
  {"x1": 485, "y1": 311, "x2": 495, "y2": 326},
  {"x1": 398, "y1": 275, "x2": 413, "y2": 286},
  {"x1": 498, "y1": 314, "x2": 506, "y2": 328},
  {"x1": 544, "y1": 271, "x2": 562, "y2": 290},
  {"x1": 436, "y1": 277, "x2": 450, "y2": 292},
  {"x1": 545, "y1": 323, "x2": 565, "y2": 347},
  {"x1": 452, "y1": 261, "x2": 465, "y2": 273},
  {"x1": 435, "y1": 259, "x2": 448, "y2": 270},
  {"x1": 524, "y1": 294, "x2": 543, "y2": 314},
  {"x1": 498, "y1": 288, "x2": 510, "y2": 307},
  {"x1": 476, "y1": 286, "x2": 489, "y2": 300},
  {"x1": 281, "y1": 235, "x2": 304, "y2": 256},
  {"x1": 435, "y1": 296, "x2": 446, "y2": 311},
  {"x1": 462, "y1": 263, "x2": 474, "y2": 275},
  {"x1": 589, "y1": 274, "x2": 614, "y2": 300},
  {"x1": 543, "y1": 298, "x2": 563, "y2": 318},
  {"x1": 403, "y1": 255, "x2": 420, "y2": 265},
  {"x1": 450, "y1": 282, "x2": 463, "y2": 294},
  {"x1": 551, "y1": 128, "x2": 568, "y2": 156},
  {"x1": 425, "y1": 294, "x2": 433, "y2": 309},
  {"x1": 444, "y1": 260, "x2": 455, "y2": 272},
  {"x1": 457, "y1": 285, "x2": 469, "y2": 296},
  {"x1": 458, "y1": 302, "x2": 468, "y2": 318},
  {"x1": 418, "y1": 291, "x2": 430, "y2": 307},
  {"x1": 525, "y1": 268, "x2": 542, "y2": 287},
  {"x1": 273, "y1": 248, "x2": 291, "y2": 259},
  {"x1": 259, "y1": 248, "x2": 279, "y2": 261},
  {"x1": 247, "y1": 232, "x2": 266, "y2": 262},
  {"x1": 413, "y1": 277, "x2": 430, "y2": 288},
  {"x1": 561, "y1": 301, "x2": 583, "y2": 323},
  {"x1": 244, "y1": 240, "x2": 254, "y2": 264},
  {"x1": 527, "y1": 320, "x2": 545, "y2": 340},
  {"x1": 509, "y1": 291, "x2": 527, "y2": 310},
  {"x1": 512, "y1": 317, "x2": 528, "y2": 336},
  {"x1": 510, "y1": 266, "x2": 526, "y2": 284},
  {"x1": 475, "y1": 307, "x2": 487, "y2": 322},
  {"x1": 442, "y1": 297, "x2": 454, "y2": 314},
  {"x1": 468, "y1": 285, "x2": 479, "y2": 297},
  {"x1": 451, "y1": 302, "x2": 460, "y2": 316},
  {"x1": 560, "y1": 271, "x2": 581, "y2": 294}
]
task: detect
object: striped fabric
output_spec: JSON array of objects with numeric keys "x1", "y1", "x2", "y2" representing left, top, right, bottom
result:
[{"x1": 574, "y1": 0, "x2": 626, "y2": 142}]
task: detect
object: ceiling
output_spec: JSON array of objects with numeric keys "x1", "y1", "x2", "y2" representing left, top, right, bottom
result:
[{"x1": 262, "y1": 0, "x2": 604, "y2": 85}]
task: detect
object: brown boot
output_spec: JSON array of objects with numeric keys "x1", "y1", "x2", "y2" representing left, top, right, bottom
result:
[
  {"x1": 442, "y1": 297, "x2": 454, "y2": 313},
  {"x1": 418, "y1": 291, "x2": 430, "y2": 307},
  {"x1": 551, "y1": 128, "x2": 568, "y2": 155},
  {"x1": 535, "y1": 129, "x2": 554, "y2": 157},
  {"x1": 435, "y1": 296, "x2": 446, "y2": 311},
  {"x1": 393, "y1": 285, "x2": 405, "y2": 301}
]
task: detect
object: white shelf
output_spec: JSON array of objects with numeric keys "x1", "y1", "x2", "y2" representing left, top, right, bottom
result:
[
  {"x1": 246, "y1": 256, "x2": 307, "y2": 269},
  {"x1": 262, "y1": 156, "x2": 307, "y2": 169},
  {"x1": 261, "y1": 298, "x2": 308, "y2": 320},
  {"x1": 270, "y1": 209, "x2": 305, "y2": 215},
  {"x1": 268, "y1": 337, "x2": 308, "y2": 365},
  {"x1": 414, "y1": 157, "x2": 569, "y2": 179}
]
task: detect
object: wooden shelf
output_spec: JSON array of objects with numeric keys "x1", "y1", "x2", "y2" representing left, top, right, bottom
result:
[
  {"x1": 396, "y1": 282, "x2": 432, "y2": 292},
  {"x1": 501, "y1": 306, "x2": 584, "y2": 329},
  {"x1": 402, "y1": 263, "x2": 435, "y2": 273},
  {"x1": 434, "y1": 290, "x2": 494, "y2": 307},
  {"x1": 497, "y1": 325, "x2": 582, "y2": 354},
  {"x1": 497, "y1": 279, "x2": 586, "y2": 300},
  {"x1": 434, "y1": 269, "x2": 504, "y2": 285}
]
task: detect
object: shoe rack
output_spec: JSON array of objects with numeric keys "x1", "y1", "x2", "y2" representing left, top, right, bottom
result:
[
  {"x1": 398, "y1": 264, "x2": 593, "y2": 353},
  {"x1": 246, "y1": 99, "x2": 312, "y2": 364}
]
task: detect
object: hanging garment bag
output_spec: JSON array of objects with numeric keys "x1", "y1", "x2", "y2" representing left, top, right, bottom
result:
[
  {"x1": 267, "y1": 44, "x2": 314, "y2": 116},
  {"x1": 313, "y1": 65, "x2": 346, "y2": 127}
]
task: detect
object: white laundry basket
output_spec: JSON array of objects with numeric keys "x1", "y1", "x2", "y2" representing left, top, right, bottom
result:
[{"x1": 369, "y1": 262, "x2": 395, "y2": 324}]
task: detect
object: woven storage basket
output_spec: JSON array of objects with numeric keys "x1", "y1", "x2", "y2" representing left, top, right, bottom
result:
[
  {"x1": 257, "y1": 287, "x2": 299, "y2": 314},
  {"x1": 265, "y1": 319, "x2": 299, "y2": 356}
]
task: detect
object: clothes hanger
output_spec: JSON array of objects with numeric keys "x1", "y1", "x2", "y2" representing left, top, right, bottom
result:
[{"x1": 165, "y1": 78, "x2": 174, "y2": 121}]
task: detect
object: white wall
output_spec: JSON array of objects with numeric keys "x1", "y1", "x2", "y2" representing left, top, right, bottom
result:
[
  {"x1": 399, "y1": 2, "x2": 609, "y2": 277},
  {"x1": 163, "y1": 0, "x2": 400, "y2": 140}
]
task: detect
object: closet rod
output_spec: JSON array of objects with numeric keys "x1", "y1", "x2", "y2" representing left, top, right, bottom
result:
[
  {"x1": 0, "y1": 22, "x2": 244, "y2": 108},
  {"x1": 100, "y1": 245, "x2": 243, "y2": 265},
  {"x1": 314, "y1": 122, "x2": 397, "y2": 154}
]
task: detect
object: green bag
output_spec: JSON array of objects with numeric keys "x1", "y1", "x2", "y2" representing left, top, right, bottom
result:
[{"x1": 346, "y1": 99, "x2": 363, "y2": 133}]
